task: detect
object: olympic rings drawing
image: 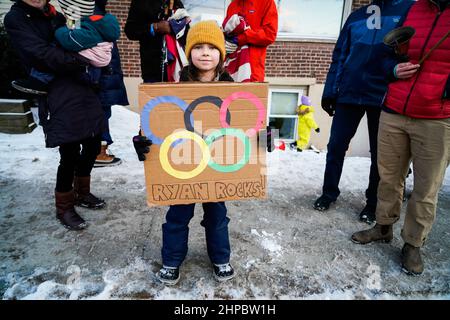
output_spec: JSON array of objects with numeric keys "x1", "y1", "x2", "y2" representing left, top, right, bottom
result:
[
  {"x1": 141, "y1": 91, "x2": 266, "y2": 145},
  {"x1": 141, "y1": 91, "x2": 265, "y2": 180}
]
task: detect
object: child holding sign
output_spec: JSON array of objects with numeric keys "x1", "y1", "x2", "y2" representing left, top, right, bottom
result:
[{"x1": 133, "y1": 20, "x2": 235, "y2": 285}]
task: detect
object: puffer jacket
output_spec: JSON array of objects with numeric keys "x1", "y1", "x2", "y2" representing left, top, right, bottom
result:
[{"x1": 384, "y1": 0, "x2": 450, "y2": 119}]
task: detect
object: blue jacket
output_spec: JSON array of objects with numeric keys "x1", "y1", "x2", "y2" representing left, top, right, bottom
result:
[
  {"x1": 55, "y1": 13, "x2": 120, "y2": 51},
  {"x1": 323, "y1": 0, "x2": 414, "y2": 107}
]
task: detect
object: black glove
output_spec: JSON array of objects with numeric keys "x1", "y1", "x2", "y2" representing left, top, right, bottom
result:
[
  {"x1": 315, "y1": 128, "x2": 320, "y2": 133},
  {"x1": 321, "y1": 97, "x2": 336, "y2": 117},
  {"x1": 266, "y1": 125, "x2": 275, "y2": 153},
  {"x1": 133, "y1": 134, "x2": 152, "y2": 161}
]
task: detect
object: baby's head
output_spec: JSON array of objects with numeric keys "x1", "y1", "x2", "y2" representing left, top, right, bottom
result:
[{"x1": 58, "y1": 0, "x2": 95, "y2": 21}]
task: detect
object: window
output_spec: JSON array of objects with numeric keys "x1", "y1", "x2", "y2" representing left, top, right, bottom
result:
[
  {"x1": 277, "y1": 0, "x2": 346, "y2": 40},
  {"x1": 268, "y1": 88, "x2": 305, "y2": 141},
  {"x1": 184, "y1": 0, "x2": 351, "y2": 39},
  {"x1": 184, "y1": 0, "x2": 232, "y2": 25}
]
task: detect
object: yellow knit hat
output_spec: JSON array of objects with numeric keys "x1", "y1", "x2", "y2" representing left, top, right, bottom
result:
[{"x1": 185, "y1": 20, "x2": 226, "y2": 61}]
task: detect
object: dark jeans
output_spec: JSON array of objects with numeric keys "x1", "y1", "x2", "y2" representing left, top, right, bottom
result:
[
  {"x1": 322, "y1": 104, "x2": 380, "y2": 207},
  {"x1": 162, "y1": 202, "x2": 230, "y2": 267},
  {"x1": 56, "y1": 135, "x2": 101, "y2": 192}
]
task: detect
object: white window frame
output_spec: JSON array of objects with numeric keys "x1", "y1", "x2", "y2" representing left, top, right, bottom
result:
[
  {"x1": 268, "y1": 87, "x2": 305, "y2": 142},
  {"x1": 276, "y1": 0, "x2": 353, "y2": 42}
]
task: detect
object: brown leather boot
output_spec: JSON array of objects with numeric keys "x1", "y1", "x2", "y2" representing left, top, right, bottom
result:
[
  {"x1": 401, "y1": 243, "x2": 424, "y2": 275},
  {"x1": 74, "y1": 176, "x2": 106, "y2": 209},
  {"x1": 351, "y1": 223, "x2": 393, "y2": 244},
  {"x1": 55, "y1": 190, "x2": 87, "y2": 230}
]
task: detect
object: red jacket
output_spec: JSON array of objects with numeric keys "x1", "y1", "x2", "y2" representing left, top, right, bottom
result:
[
  {"x1": 225, "y1": 0, "x2": 278, "y2": 82},
  {"x1": 384, "y1": 0, "x2": 450, "y2": 119}
]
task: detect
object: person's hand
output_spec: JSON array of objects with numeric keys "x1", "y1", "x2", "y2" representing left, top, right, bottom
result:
[
  {"x1": 153, "y1": 21, "x2": 171, "y2": 35},
  {"x1": 133, "y1": 134, "x2": 152, "y2": 161},
  {"x1": 394, "y1": 62, "x2": 420, "y2": 79},
  {"x1": 321, "y1": 97, "x2": 336, "y2": 117},
  {"x1": 315, "y1": 128, "x2": 320, "y2": 133},
  {"x1": 225, "y1": 39, "x2": 238, "y2": 54}
]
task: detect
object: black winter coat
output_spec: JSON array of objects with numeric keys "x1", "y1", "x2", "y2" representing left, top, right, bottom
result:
[
  {"x1": 4, "y1": 1, "x2": 105, "y2": 148},
  {"x1": 125, "y1": 0, "x2": 184, "y2": 81}
]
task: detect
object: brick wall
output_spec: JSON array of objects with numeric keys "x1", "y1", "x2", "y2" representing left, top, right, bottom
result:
[{"x1": 109, "y1": 0, "x2": 372, "y2": 82}]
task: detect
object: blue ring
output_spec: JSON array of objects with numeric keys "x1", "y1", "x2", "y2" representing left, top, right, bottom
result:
[{"x1": 141, "y1": 96, "x2": 193, "y2": 146}]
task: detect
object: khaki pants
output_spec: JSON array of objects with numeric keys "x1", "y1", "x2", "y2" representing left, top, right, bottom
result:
[{"x1": 376, "y1": 111, "x2": 450, "y2": 247}]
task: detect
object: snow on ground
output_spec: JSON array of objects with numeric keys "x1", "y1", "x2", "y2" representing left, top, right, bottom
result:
[{"x1": 0, "y1": 106, "x2": 449, "y2": 300}]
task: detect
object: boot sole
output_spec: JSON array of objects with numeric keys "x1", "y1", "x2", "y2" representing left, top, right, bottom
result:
[
  {"x1": 93, "y1": 159, "x2": 122, "y2": 168},
  {"x1": 75, "y1": 203, "x2": 106, "y2": 210},
  {"x1": 401, "y1": 266, "x2": 422, "y2": 276},
  {"x1": 213, "y1": 271, "x2": 236, "y2": 282},
  {"x1": 313, "y1": 202, "x2": 335, "y2": 212},
  {"x1": 351, "y1": 237, "x2": 392, "y2": 245},
  {"x1": 59, "y1": 221, "x2": 88, "y2": 231},
  {"x1": 156, "y1": 274, "x2": 180, "y2": 286}
]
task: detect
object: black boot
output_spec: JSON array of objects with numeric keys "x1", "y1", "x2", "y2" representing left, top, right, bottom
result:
[
  {"x1": 74, "y1": 176, "x2": 106, "y2": 209},
  {"x1": 55, "y1": 190, "x2": 87, "y2": 230},
  {"x1": 359, "y1": 203, "x2": 376, "y2": 224},
  {"x1": 313, "y1": 195, "x2": 335, "y2": 211}
]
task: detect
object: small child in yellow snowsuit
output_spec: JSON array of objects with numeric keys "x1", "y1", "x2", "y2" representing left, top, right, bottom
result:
[{"x1": 290, "y1": 96, "x2": 320, "y2": 152}]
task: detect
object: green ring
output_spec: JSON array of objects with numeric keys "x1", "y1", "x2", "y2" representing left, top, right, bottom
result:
[{"x1": 204, "y1": 128, "x2": 251, "y2": 173}]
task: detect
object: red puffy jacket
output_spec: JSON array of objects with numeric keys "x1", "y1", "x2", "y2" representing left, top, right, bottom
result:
[
  {"x1": 225, "y1": 0, "x2": 278, "y2": 82},
  {"x1": 384, "y1": 0, "x2": 450, "y2": 119}
]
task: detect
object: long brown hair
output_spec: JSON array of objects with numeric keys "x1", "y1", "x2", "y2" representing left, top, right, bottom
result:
[{"x1": 185, "y1": 56, "x2": 225, "y2": 81}]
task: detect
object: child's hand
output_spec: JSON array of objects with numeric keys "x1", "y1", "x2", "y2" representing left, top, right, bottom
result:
[{"x1": 133, "y1": 135, "x2": 152, "y2": 161}]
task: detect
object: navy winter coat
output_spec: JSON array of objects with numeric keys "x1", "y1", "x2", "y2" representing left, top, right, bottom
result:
[
  {"x1": 4, "y1": 1, "x2": 105, "y2": 148},
  {"x1": 95, "y1": 1, "x2": 129, "y2": 107},
  {"x1": 323, "y1": 0, "x2": 414, "y2": 107}
]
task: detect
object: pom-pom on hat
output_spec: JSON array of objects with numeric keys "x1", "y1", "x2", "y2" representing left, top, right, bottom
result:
[{"x1": 58, "y1": 0, "x2": 95, "y2": 20}]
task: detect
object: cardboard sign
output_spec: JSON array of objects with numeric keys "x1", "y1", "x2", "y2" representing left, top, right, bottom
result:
[{"x1": 138, "y1": 82, "x2": 268, "y2": 206}]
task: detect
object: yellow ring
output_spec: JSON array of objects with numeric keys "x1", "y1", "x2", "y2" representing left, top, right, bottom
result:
[{"x1": 159, "y1": 130, "x2": 211, "y2": 180}]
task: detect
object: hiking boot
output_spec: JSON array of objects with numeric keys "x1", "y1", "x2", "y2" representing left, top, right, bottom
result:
[
  {"x1": 11, "y1": 77, "x2": 48, "y2": 95},
  {"x1": 213, "y1": 263, "x2": 235, "y2": 282},
  {"x1": 313, "y1": 195, "x2": 335, "y2": 211},
  {"x1": 351, "y1": 223, "x2": 393, "y2": 244},
  {"x1": 94, "y1": 143, "x2": 122, "y2": 167},
  {"x1": 157, "y1": 266, "x2": 180, "y2": 285},
  {"x1": 359, "y1": 203, "x2": 376, "y2": 224},
  {"x1": 401, "y1": 243, "x2": 424, "y2": 276},
  {"x1": 55, "y1": 190, "x2": 87, "y2": 231},
  {"x1": 74, "y1": 176, "x2": 106, "y2": 209}
]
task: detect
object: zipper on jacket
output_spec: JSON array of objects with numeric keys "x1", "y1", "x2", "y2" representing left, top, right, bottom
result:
[{"x1": 402, "y1": 9, "x2": 442, "y2": 114}]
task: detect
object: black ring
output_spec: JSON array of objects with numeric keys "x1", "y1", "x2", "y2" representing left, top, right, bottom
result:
[{"x1": 184, "y1": 96, "x2": 231, "y2": 134}]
